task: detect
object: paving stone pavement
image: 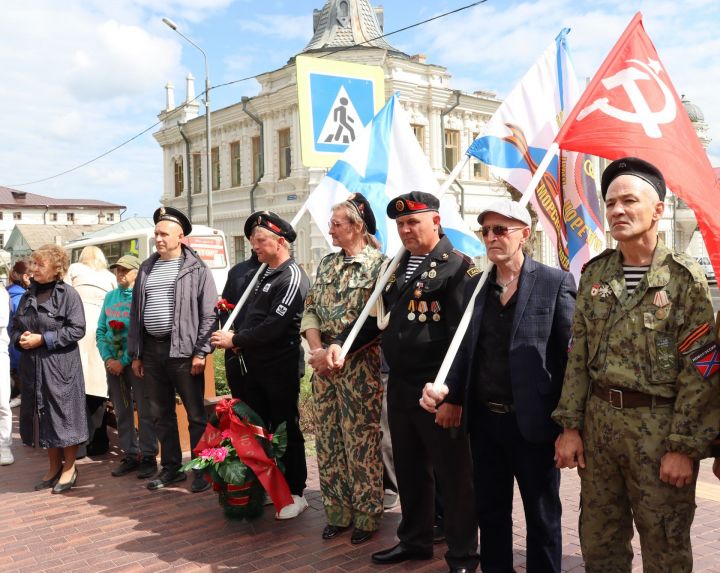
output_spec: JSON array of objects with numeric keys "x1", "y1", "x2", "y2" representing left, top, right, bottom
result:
[{"x1": 2, "y1": 411, "x2": 720, "y2": 572}]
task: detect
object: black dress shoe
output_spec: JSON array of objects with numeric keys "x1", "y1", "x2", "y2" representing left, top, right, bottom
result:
[
  {"x1": 34, "y1": 467, "x2": 63, "y2": 490},
  {"x1": 147, "y1": 469, "x2": 186, "y2": 490},
  {"x1": 52, "y1": 468, "x2": 78, "y2": 494},
  {"x1": 371, "y1": 543, "x2": 433, "y2": 564},
  {"x1": 449, "y1": 569, "x2": 471, "y2": 573},
  {"x1": 433, "y1": 523, "x2": 446, "y2": 544},
  {"x1": 321, "y1": 524, "x2": 349, "y2": 539},
  {"x1": 191, "y1": 470, "x2": 211, "y2": 493},
  {"x1": 350, "y1": 528, "x2": 374, "y2": 545}
]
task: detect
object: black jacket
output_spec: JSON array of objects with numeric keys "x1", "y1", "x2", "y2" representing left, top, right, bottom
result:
[
  {"x1": 231, "y1": 257, "x2": 309, "y2": 368},
  {"x1": 337, "y1": 235, "x2": 475, "y2": 408}
]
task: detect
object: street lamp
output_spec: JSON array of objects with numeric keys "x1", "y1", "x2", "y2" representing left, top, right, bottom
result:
[{"x1": 162, "y1": 17, "x2": 213, "y2": 227}]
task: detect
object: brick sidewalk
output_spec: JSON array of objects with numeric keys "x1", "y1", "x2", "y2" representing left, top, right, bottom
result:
[{"x1": 2, "y1": 412, "x2": 720, "y2": 572}]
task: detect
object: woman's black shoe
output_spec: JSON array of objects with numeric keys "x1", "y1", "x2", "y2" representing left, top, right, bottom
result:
[
  {"x1": 350, "y1": 528, "x2": 374, "y2": 545},
  {"x1": 34, "y1": 467, "x2": 63, "y2": 491},
  {"x1": 321, "y1": 524, "x2": 349, "y2": 539},
  {"x1": 52, "y1": 468, "x2": 78, "y2": 494}
]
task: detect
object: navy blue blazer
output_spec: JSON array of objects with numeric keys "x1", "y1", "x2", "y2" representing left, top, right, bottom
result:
[{"x1": 446, "y1": 255, "x2": 576, "y2": 443}]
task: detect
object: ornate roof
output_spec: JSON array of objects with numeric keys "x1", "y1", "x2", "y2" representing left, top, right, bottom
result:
[
  {"x1": 681, "y1": 95, "x2": 705, "y2": 123},
  {"x1": 301, "y1": 0, "x2": 407, "y2": 57}
]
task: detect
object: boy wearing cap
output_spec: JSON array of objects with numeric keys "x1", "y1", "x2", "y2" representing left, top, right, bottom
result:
[
  {"x1": 97, "y1": 255, "x2": 157, "y2": 478},
  {"x1": 553, "y1": 157, "x2": 720, "y2": 572},
  {"x1": 129, "y1": 207, "x2": 217, "y2": 493},
  {"x1": 211, "y1": 211, "x2": 310, "y2": 519},
  {"x1": 422, "y1": 199, "x2": 576, "y2": 573}
]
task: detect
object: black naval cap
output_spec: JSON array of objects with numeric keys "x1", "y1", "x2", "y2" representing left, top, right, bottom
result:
[
  {"x1": 386, "y1": 191, "x2": 440, "y2": 219},
  {"x1": 244, "y1": 210, "x2": 297, "y2": 243},
  {"x1": 601, "y1": 157, "x2": 667, "y2": 202},
  {"x1": 345, "y1": 192, "x2": 377, "y2": 235},
  {"x1": 153, "y1": 206, "x2": 192, "y2": 235}
]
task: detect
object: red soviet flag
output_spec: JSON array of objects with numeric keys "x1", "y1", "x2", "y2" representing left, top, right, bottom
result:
[{"x1": 556, "y1": 12, "x2": 720, "y2": 279}]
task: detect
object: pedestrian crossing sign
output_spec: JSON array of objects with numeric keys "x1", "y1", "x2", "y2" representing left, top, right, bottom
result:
[{"x1": 296, "y1": 55, "x2": 385, "y2": 168}]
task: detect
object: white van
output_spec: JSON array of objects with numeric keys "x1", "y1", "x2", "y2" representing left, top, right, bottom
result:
[{"x1": 65, "y1": 216, "x2": 230, "y2": 290}]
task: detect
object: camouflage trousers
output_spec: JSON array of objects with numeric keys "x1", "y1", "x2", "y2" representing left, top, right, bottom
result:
[
  {"x1": 579, "y1": 395, "x2": 698, "y2": 573},
  {"x1": 313, "y1": 345, "x2": 384, "y2": 531}
]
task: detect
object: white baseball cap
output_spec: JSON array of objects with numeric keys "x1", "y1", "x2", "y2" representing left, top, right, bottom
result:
[{"x1": 477, "y1": 199, "x2": 531, "y2": 227}]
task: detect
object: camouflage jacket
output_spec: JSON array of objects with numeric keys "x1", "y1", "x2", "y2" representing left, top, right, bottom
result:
[
  {"x1": 301, "y1": 245, "x2": 386, "y2": 340},
  {"x1": 552, "y1": 241, "x2": 720, "y2": 459}
]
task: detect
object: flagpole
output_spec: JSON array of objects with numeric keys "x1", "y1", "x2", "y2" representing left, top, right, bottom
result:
[
  {"x1": 430, "y1": 143, "x2": 558, "y2": 392},
  {"x1": 338, "y1": 155, "x2": 471, "y2": 359},
  {"x1": 220, "y1": 203, "x2": 309, "y2": 332}
]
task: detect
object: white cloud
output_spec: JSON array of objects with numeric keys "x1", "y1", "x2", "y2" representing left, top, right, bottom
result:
[{"x1": 237, "y1": 14, "x2": 313, "y2": 41}]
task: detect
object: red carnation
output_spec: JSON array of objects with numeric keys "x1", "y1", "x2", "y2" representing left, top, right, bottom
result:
[
  {"x1": 215, "y1": 298, "x2": 236, "y2": 313},
  {"x1": 109, "y1": 320, "x2": 125, "y2": 331}
]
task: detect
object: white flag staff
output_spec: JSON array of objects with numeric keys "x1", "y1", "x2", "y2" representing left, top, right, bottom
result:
[
  {"x1": 430, "y1": 143, "x2": 558, "y2": 393},
  {"x1": 337, "y1": 154, "x2": 471, "y2": 359},
  {"x1": 220, "y1": 204, "x2": 309, "y2": 332}
]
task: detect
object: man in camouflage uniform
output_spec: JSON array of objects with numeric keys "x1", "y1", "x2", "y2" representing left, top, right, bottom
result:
[
  {"x1": 553, "y1": 157, "x2": 720, "y2": 573},
  {"x1": 302, "y1": 193, "x2": 386, "y2": 544}
]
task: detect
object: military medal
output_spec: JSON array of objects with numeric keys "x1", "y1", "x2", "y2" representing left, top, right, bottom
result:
[
  {"x1": 428, "y1": 269, "x2": 437, "y2": 279},
  {"x1": 655, "y1": 308, "x2": 668, "y2": 320},
  {"x1": 417, "y1": 301, "x2": 428, "y2": 322},
  {"x1": 654, "y1": 290, "x2": 669, "y2": 308},
  {"x1": 414, "y1": 281, "x2": 425, "y2": 299},
  {"x1": 407, "y1": 300, "x2": 416, "y2": 321},
  {"x1": 430, "y1": 261, "x2": 437, "y2": 267},
  {"x1": 431, "y1": 300, "x2": 441, "y2": 322},
  {"x1": 421, "y1": 271, "x2": 428, "y2": 279},
  {"x1": 591, "y1": 283, "x2": 600, "y2": 296},
  {"x1": 599, "y1": 284, "x2": 612, "y2": 298},
  {"x1": 442, "y1": 253, "x2": 449, "y2": 260}
]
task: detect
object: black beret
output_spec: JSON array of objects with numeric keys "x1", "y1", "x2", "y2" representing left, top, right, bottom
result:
[
  {"x1": 601, "y1": 157, "x2": 666, "y2": 202},
  {"x1": 153, "y1": 206, "x2": 192, "y2": 235},
  {"x1": 386, "y1": 191, "x2": 440, "y2": 219},
  {"x1": 244, "y1": 211, "x2": 297, "y2": 243},
  {"x1": 345, "y1": 192, "x2": 377, "y2": 235}
]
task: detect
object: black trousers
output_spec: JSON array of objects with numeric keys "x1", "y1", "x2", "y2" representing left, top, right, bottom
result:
[
  {"x1": 469, "y1": 408, "x2": 561, "y2": 573},
  {"x1": 142, "y1": 336, "x2": 207, "y2": 472},
  {"x1": 388, "y1": 399, "x2": 479, "y2": 571},
  {"x1": 231, "y1": 356, "x2": 307, "y2": 497}
]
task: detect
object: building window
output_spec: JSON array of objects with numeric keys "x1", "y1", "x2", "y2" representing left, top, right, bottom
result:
[
  {"x1": 230, "y1": 141, "x2": 242, "y2": 187},
  {"x1": 252, "y1": 136, "x2": 263, "y2": 182},
  {"x1": 0, "y1": 234, "x2": 4, "y2": 249},
  {"x1": 211, "y1": 147, "x2": 220, "y2": 190},
  {"x1": 234, "y1": 236, "x2": 246, "y2": 264},
  {"x1": 444, "y1": 129, "x2": 459, "y2": 170},
  {"x1": 192, "y1": 153, "x2": 202, "y2": 194},
  {"x1": 278, "y1": 129, "x2": 291, "y2": 179},
  {"x1": 411, "y1": 124, "x2": 425, "y2": 152},
  {"x1": 106, "y1": 213, "x2": 115, "y2": 222},
  {"x1": 471, "y1": 133, "x2": 489, "y2": 179},
  {"x1": 13, "y1": 212, "x2": 21, "y2": 221},
  {"x1": 174, "y1": 158, "x2": 184, "y2": 197},
  {"x1": 67, "y1": 213, "x2": 75, "y2": 222},
  {"x1": 50, "y1": 213, "x2": 58, "y2": 222},
  {"x1": 0, "y1": 212, "x2": 3, "y2": 220}
]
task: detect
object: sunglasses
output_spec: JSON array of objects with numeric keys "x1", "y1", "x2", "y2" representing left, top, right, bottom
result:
[{"x1": 480, "y1": 225, "x2": 523, "y2": 237}]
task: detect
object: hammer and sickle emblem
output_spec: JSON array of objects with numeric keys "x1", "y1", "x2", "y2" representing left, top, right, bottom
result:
[{"x1": 576, "y1": 58, "x2": 676, "y2": 138}]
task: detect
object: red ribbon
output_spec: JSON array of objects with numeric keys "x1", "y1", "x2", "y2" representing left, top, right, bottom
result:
[{"x1": 194, "y1": 399, "x2": 293, "y2": 512}]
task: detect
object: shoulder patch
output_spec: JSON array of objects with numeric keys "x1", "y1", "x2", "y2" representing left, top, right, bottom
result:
[
  {"x1": 689, "y1": 341, "x2": 720, "y2": 379},
  {"x1": 581, "y1": 248, "x2": 615, "y2": 274},
  {"x1": 467, "y1": 267, "x2": 481, "y2": 278}
]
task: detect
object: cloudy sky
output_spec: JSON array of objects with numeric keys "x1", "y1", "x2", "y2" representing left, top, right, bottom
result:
[{"x1": 2, "y1": 0, "x2": 718, "y2": 218}]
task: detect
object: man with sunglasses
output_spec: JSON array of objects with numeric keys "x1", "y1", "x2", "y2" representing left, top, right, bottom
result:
[
  {"x1": 327, "y1": 191, "x2": 480, "y2": 573},
  {"x1": 553, "y1": 157, "x2": 720, "y2": 572},
  {"x1": 421, "y1": 199, "x2": 576, "y2": 573}
]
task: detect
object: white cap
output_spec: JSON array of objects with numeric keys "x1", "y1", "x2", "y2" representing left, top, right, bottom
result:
[{"x1": 477, "y1": 199, "x2": 531, "y2": 227}]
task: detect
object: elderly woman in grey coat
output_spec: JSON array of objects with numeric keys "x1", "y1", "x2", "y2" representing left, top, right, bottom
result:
[{"x1": 14, "y1": 244, "x2": 87, "y2": 494}]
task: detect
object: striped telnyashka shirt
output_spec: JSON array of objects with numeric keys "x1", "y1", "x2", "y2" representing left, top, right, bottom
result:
[
  {"x1": 405, "y1": 255, "x2": 427, "y2": 280},
  {"x1": 623, "y1": 264, "x2": 650, "y2": 294},
  {"x1": 143, "y1": 257, "x2": 182, "y2": 337}
]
